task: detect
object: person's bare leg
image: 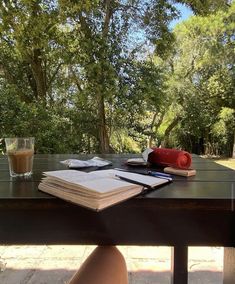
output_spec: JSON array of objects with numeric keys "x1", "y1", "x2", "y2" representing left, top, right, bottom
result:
[{"x1": 68, "y1": 246, "x2": 128, "y2": 284}]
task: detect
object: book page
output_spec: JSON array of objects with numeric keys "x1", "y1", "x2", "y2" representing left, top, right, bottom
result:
[
  {"x1": 44, "y1": 169, "x2": 119, "y2": 183},
  {"x1": 75, "y1": 178, "x2": 140, "y2": 194},
  {"x1": 92, "y1": 169, "x2": 168, "y2": 187},
  {"x1": 44, "y1": 170, "x2": 93, "y2": 183},
  {"x1": 43, "y1": 170, "x2": 142, "y2": 194}
]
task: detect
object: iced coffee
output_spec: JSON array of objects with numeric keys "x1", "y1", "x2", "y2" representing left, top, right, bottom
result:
[{"x1": 5, "y1": 138, "x2": 34, "y2": 177}]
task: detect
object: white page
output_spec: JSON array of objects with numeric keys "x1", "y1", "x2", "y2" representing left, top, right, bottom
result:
[
  {"x1": 93, "y1": 169, "x2": 167, "y2": 187},
  {"x1": 43, "y1": 170, "x2": 141, "y2": 194},
  {"x1": 44, "y1": 169, "x2": 118, "y2": 183},
  {"x1": 64, "y1": 178, "x2": 139, "y2": 194}
]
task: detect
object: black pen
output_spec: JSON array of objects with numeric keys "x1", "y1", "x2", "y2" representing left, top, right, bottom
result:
[
  {"x1": 115, "y1": 174, "x2": 154, "y2": 190},
  {"x1": 114, "y1": 168, "x2": 172, "y2": 181},
  {"x1": 148, "y1": 172, "x2": 172, "y2": 181}
]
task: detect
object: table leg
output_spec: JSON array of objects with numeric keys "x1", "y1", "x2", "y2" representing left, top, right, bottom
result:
[
  {"x1": 223, "y1": 247, "x2": 235, "y2": 284},
  {"x1": 171, "y1": 246, "x2": 188, "y2": 284}
]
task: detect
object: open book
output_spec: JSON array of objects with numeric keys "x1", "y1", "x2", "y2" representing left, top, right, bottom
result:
[{"x1": 38, "y1": 169, "x2": 170, "y2": 211}]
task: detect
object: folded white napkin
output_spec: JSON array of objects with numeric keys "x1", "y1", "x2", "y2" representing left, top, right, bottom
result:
[
  {"x1": 142, "y1": 148, "x2": 154, "y2": 161},
  {"x1": 60, "y1": 157, "x2": 112, "y2": 168},
  {"x1": 126, "y1": 148, "x2": 154, "y2": 165}
]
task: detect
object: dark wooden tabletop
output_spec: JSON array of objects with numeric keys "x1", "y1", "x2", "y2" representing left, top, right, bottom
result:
[
  {"x1": 1, "y1": 153, "x2": 234, "y2": 284},
  {"x1": 0, "y1": 153, "x2": 234, "y2": 245}
]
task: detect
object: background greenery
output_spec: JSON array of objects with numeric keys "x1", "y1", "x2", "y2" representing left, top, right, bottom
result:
[{"x1": 0, "y1": 0, "x2": 234, "y2": 156}]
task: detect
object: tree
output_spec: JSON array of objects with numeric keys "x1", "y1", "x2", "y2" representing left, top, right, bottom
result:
[
  {"x1": 0, "y1": 0, "x2": 63, "y2": 102},
  {"x1": 57, "y1": 0, "x2": 182, "y2": 153},
  {"x1": 158, "y1": 1, "x2": 235, "y2": 155},
  {"x1": 1, "y1": 0, "x2": 233, "y2": 154}
]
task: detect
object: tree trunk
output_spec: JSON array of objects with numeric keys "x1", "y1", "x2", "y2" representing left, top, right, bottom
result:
[
  {"x1": 97, "y1": 93, "x2": 111, "y2": 153},
  {"x1": 25, "y1": 64, "x2": 38, "y2": 100},
  {"x1": 78, "y1": 2, "x2": 114, "y2": 154},
  {"x1": 30, "y1": 49, "x2": 47, "y2": 99},
  {"x1": 233, "y1": 129, "x2": 235, "y2": 158},
  {"x1": 148, "y1": 112, "x2": 164, "y2": 148},
  {"x1": 161, "y1": 116, "x2": 181, "y2": 148},
  {"x1": 28, "y1": 2, "x2": 47, "y2": 100},
  {"x1": 96, "y1": 0, "x2": 114, "y2": 153}
]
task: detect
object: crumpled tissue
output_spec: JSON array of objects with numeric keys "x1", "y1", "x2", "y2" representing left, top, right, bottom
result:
[{"x1": 60, "y1": 156, "x2": 112, "y2": 168}]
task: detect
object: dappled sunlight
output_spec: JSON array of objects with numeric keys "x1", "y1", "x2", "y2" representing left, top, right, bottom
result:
[
  {"x1": 188, "y1": 247, "x2": 223, "y2": 272},
  {"x1": 120, "y1": 246, "x2": 171, "y2": 272},
  {"x1": 215, "y1": 159, "x2": 235, "y2": 170}
]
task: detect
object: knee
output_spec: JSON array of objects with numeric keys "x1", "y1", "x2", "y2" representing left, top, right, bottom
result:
[
  {"x1": 96, "y1": 246, "x2": 123, "y2": 257},
  {"x1": 95, "y1": 246, "x2": 126, "y2": 266}
]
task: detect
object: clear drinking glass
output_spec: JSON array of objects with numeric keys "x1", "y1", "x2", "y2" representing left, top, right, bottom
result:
[{"x1": 5, "y1": 137, "x2": 35, "y2": 177}]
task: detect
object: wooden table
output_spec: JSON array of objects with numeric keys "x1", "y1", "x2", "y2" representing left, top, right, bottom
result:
[{"x1": 0, "y1": 154, "x2": 234, "y2": 284}]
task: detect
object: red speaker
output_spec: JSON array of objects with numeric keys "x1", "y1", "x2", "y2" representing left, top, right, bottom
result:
[{"x1": 148, "y1": 148, "x2": 192, "y2": 169}]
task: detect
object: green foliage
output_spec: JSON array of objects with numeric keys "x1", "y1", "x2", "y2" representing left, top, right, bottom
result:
[
  {"x1": 211, "y1": 108, "x2": 235, "y2": 156},
  {"x1": 0, "y1": 0, "x2": 234, "y2": 156},
  {"x1": 158, "y1": 1, "x2": 235, "y2": 155}
]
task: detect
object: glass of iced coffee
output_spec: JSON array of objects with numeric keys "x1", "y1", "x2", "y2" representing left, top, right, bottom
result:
[{"x1": 5, "y1": 137, "x2": 34, "y2": 177}]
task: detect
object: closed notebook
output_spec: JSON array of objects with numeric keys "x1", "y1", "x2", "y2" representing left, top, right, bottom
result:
[{"x1": 38, "y1": 169, "x2": 170, "y2": 211}]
